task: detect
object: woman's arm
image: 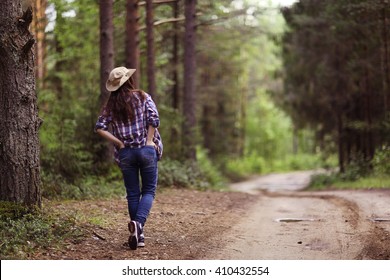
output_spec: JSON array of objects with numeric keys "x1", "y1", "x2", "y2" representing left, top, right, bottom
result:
[
  {"x1": 146, "y1": 126, "x2": 156, "y2": 147},
  {"x1": 96, "y1": 129, "x2": 125, "y2": 149}
]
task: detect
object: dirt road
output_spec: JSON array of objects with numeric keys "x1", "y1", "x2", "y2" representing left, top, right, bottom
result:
[
  {"x1": 32, "y1": 171, "x2": 390, "y2": 260},
  {"x1": 211, "y1": 171, "x2": 390, "y2": 260}
]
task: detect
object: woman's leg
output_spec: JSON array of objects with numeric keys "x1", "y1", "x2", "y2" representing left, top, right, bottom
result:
[
  {"x1": 119, "y1": 148, "x2": 141, "y2": 220},
  {"x1": 136, "y1": 146, "x2": 158, "y2": 226}
]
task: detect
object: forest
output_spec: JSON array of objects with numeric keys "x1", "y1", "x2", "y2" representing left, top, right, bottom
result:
[{"x1": 0, "y1": 0, "x2": 389, "y2": 259}]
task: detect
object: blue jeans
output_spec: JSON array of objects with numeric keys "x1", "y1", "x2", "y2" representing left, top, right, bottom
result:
[{"x1": 118, "y1": 146, "x2": 158, "y2": 226}]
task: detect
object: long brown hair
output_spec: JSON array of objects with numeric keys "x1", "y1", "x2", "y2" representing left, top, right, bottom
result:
[{"x1": 104, "y1": 79, "x2": 146, "y2": 122}]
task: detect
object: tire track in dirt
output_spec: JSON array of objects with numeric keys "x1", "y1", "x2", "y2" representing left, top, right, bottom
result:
[
  {"x1": 331, "y1": 191, "x2": 390, "y2": 260},
  {"x1": 275, "y1": 192, "x2": 363, "y2": 259},
  {"x1": 212, "y1": 193, "x2": 362, "y2": 259}
]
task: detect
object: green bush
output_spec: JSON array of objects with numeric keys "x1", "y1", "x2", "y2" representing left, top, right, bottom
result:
[
  {"x1": 372, "y1": 146, "x2": 390, "y2": 176},
  {"x1": 308, "y1": 172, "x2": 339, "y2": 190},
  {"x1": 224, "y1": 154, "x2": 266, "y2": 182},
  {"x1": 158, "y1": 159, "x2": 193, "y2": 188},
  {"x1": 158, "y1": 156, "x2": 225, "y2": 189},
  {"x1": 196, "y1": 147, "x2": 226, "y2": 189}
]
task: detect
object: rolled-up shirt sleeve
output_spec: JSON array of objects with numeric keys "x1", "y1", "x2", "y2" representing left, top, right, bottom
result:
[
  {"x1": 95, "y1": 110, "x2": 111, "y2": 132},
  {"x1": 145, "y1": 96, "x2": 160, "y2": 128}
]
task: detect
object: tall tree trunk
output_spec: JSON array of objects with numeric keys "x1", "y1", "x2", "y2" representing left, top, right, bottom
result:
[
  {"x1": 99, "y1": 0, "x2": 114, "y2": 108},
  {"x1": 99, "y1": 0, "x2": 115, "y2": 163},
  {"x1": 0, "y1": 2, "x2": 41, "y2": 207},
  {"x1": 337, "y1": 113, "x2": 345, "y2": 173},
  {"x1": 169, "y1": 0, "x2": 181, "y2": 158},
  {"x1": 183, "y1": 0, "x2": 197, "y2": 160},
  {"x1": 293, "y1": 127, "x2": 298, "y2": 155},
  {"x1": 146, "y1": 0, "x2": 157, "y2": 100},
  {"x1": 381, "y1": 0, "x2": 390, "y2": 112},
  {"x1": 364, "y1": 51, "x2": 374, "y2": 161},
  {"x1": 238, "y1": 84, "x2": 246, "y2": 157},
  {"x1": 201, "y1": 105, "x2": 211, "y2": 150},
  {"x1": 32, "y1": 0, "x2": 47, "y2": 86},
  {"x1": 125, "y1": 0, "x2": 140, "y2": 87},
  {"x1": 172, "y1": 0, "x2": 180, "y2": 110}
]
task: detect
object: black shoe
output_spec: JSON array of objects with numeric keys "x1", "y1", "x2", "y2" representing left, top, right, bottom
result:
[
  {"x1": 128, "y1": 221, "x2": 139, "y2": 250},
  {"x1": 138, "y1": 230, "x2": 145, "y2": 247}
]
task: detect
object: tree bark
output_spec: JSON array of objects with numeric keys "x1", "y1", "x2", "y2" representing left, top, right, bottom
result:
[
  {"x1": 183, "y1": 0, "x2": 197, "y2": 160},
  {"x1": 99, "y1": 0, "x2": 114, "y2": 108},
  {"x1": 146, "y1": 0, "x2": 157, "y2": 100},
  {"x1": 125, "y1": 0, "x2": 140, "y2": 88},
  {"x1": 0, "y1": 1, "x2": 41, "y2": 207}
]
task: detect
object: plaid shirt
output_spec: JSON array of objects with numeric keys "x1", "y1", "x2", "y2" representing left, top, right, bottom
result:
[{"x1": 95, "y1": 92, "x2": 163, "y2": 163}]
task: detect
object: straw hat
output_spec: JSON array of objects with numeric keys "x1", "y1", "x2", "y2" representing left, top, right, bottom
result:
[{"x1": 106, "y1": 67, "x2": 136, "y2": 92}]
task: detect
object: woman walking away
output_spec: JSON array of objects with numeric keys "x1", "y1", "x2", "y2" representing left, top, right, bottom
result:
[{"x1": 95, "y1": 67, "x2": 163, "y2": 250}]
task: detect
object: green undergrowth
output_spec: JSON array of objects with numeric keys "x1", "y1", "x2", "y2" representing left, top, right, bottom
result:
[
  {"x1": 308, "y1": 147, "x2": 390, "y2": 190},
  {"x1": 42, "y1": 171, "x2": 124, "y2": 200},
  {"x1": 224, "y1": 153, "x2": 336, "y2": 182},
  {"x1": 307, "y1": 173, "x2": 390, "y2": 191},
  {"x1": 0, "y1": 202, "x2": 84, "y2": 260},
  {"x1": 42, "y1": 153, "x2": 226, "y2": 201},
  {"x1": 158, "y1": 150, "x2": 226, "y2": 190}
]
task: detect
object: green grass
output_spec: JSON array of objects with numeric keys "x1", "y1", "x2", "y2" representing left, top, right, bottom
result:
[
  {"x1": 332, "y1": 177, "x2": 390, "y2": 189},
  {"x1": 307, "y1": 173, "x2": 390, "y2": 191}
]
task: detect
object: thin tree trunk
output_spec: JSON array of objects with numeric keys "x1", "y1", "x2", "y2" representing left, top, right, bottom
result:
[
  {"x1": 201, "y1": 105, "x2": 212, "y2": 152},
  {"x1": 99, "y1": 0, "x2": 115, "y2": 163},
  {"x1": 337, "y1": 113, "x2": 345, "y2": 173},
  {"x1": 238, "y1": 84, "x2": 246, "y2": 157},
  {"x1": 100, "y1": 0, "x2": 114, "y2": 108},
  {"x1": 364, "y1": 51, "x2": 374, "y2": 161},
  {"x1": 183, "y1": 0, "x2": 197, "y2": 160},
  {"x1": 0, "y1": 2, "x2": 41, "y2": 207},
  {"x1": 172, "y1": 0, "x2": 179, "y2": 110},
  {"x1": 293, "y1": 127, "x2": 298, "y2": 155},
  {"x1": 125, "y1": 0, "x2": 140, "y2": 87},
  {"x1": 32, "y1": 0, "x2": 47, "y2": 86},
  {"x1": 381, "y1": 0, "x2": 390, "y2": 112},
  {"x1": 146, "y1": 0, "x2": 157, "y2": 100}
]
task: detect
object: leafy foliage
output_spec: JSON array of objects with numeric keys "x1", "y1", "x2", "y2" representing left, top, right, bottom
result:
[{"x1": 40, "y1": 0, "x2": 101, "y2": 183}]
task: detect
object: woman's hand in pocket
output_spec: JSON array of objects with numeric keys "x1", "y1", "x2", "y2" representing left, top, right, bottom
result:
[{"x1": 146, "y1": 140, "x2": 156, "y2": 148}]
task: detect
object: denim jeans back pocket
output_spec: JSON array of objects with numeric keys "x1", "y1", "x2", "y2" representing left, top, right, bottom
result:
[
  {"x1": 118, "y1": 147, "x2": 131, "y2": 169},
  {"x1": 141, "y1": 145, "x2": 157, "y2": 165}
]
